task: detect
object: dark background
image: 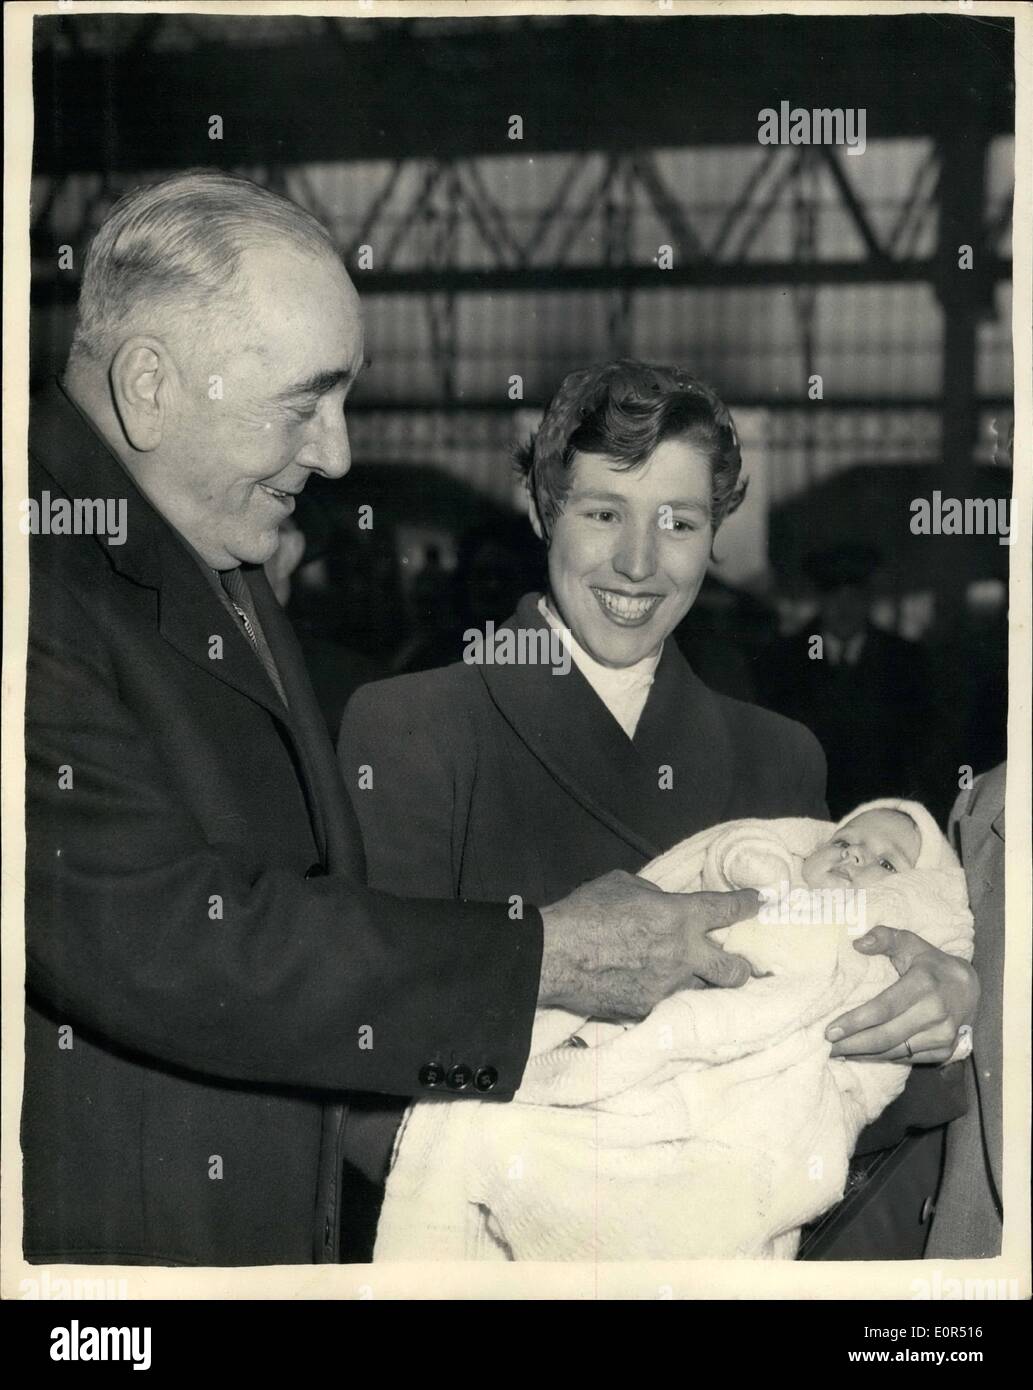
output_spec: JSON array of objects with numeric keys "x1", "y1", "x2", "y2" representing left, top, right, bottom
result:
[{"x1": 30, "y1": 9, "x2": 1014, "y2": 820}]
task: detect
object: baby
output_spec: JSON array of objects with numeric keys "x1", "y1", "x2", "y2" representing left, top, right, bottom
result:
[
  {"x1": 802, "y1": 807, "x2": 921, "y2": 887},
  {"x1": 374, "y1": 799, "x2": 973, "y2": 1263}
]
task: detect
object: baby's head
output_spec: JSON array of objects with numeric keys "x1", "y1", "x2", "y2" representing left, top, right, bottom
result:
[{"x1": 802, "y1": 809, "x2": 921, "y2": 889}]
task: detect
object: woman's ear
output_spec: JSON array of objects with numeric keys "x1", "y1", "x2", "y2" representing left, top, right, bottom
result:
[
  {"x1": 109, "y1": 337, "x2": 171, "y2": 452},
  {"x1": 526, "y1": 485, "x2": 546, "y2": 542}
]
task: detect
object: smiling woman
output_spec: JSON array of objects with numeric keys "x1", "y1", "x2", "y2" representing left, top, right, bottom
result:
[{"x1": 519, "y1": 360, "x2": 747, "y2": 669}]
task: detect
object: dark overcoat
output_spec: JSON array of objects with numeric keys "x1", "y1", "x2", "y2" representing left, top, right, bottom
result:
[{"x1": 21, "y1": 383, "x2": 541, "y2": 1266}]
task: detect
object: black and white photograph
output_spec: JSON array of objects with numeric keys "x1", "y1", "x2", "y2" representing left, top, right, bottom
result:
[{"x1": 2, "y1": 0, "x2": 1030, "y2": 1335}]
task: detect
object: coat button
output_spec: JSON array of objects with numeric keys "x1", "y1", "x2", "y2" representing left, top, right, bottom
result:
[
  {"x1": 920, "y1": 1196, "x2": 936, "y2": 1224},
  {"x1": 473, "y1": 1066, "x2": 499, "y2": 1093},
  {"x1": 418, "y1": 1062, "x2": 446, "y2": 1088},
  {"x1": 446, "y1": 1063, "x2": 473, "y2": 1091},
  {"x1": 305, "y1": 863, "x2": 328, "y2": 878}
]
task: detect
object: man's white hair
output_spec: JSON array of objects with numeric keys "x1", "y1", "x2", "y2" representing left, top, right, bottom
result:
[{"x1": 68, "y1": 169, "x2": 339, "y2": 364}]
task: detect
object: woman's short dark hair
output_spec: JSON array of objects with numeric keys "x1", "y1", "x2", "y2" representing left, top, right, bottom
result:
[{"x1": 515, "y1": 359, "x2": 747, "y2": 539}]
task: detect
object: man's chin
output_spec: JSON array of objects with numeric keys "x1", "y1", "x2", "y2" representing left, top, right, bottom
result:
[{"x1": 228, "y1": 530, "x2": 281, "y2": 568}]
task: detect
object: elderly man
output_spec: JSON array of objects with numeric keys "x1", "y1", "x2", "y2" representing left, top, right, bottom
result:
[{"x1": 22, "y1": 171, "x2": 762, "y2": 1266}]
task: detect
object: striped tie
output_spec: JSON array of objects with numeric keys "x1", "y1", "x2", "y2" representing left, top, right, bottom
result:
[{"x1": 219, "y1": 566, "x2": 289, "y2": 708}]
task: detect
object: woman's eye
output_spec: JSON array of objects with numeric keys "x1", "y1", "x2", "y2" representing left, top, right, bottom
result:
[{"x1": 588, "y1": 510, "x2": 618, "y2": 523}]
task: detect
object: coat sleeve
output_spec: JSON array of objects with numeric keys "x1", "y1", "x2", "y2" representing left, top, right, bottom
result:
[
  {"x1": 339, "y1": 676, "x2": 467, "y2": 900},
  {"x1": 25, "y1": 569, "x2": 541, "y2": 1099}
]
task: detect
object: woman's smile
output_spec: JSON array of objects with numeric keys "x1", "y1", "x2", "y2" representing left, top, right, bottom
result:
[{"x1": 590, "y1": 587, "x2": 664, "y2": 626}]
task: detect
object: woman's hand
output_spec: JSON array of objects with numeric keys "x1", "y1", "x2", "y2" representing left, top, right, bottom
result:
[{"x1": 824, "y1": 925, "x2": 980, "y2": 1064}]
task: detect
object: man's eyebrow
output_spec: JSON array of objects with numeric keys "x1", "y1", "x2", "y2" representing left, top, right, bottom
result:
[{"x1": 275, "y1": 363, "x2": 365, "y2": 400}]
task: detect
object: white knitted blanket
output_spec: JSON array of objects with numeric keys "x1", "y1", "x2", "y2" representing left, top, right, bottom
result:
[{"x1": 374, "y1": 809, "x2": 973, "y2": 1261}]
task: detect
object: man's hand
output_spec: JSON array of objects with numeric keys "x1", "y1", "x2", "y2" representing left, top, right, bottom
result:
[
  {"x1": 825, "y1": 926, "x2": 980, "y2": 1064},
  {"x1": 538, "y1": 870, "x2": 759, "y2": 1018}
]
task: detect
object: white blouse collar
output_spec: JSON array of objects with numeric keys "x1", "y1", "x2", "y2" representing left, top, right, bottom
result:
[{"x1": 538, "y1": 595, "x2": 662, "y2": 739}]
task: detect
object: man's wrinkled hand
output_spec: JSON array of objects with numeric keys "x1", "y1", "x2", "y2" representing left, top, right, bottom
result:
[
  {"x1": 825, "y1": 925, "x2": 979, "y2": 1064},
  {"x1": 538, "y1": 870, "x2": 759, "y2": 1019}
]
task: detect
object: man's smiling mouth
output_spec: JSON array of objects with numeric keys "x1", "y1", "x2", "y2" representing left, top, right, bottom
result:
[
  {"x1": 591, "y1": 588, "x2": 662, "y2": 626},
  {"x1": 258, "y1": 483, "x2": 299, "y2": 507}
]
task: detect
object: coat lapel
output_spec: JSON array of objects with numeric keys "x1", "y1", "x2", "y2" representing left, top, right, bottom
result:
[
  {"x1": 478, "y1": 594, "x2": 734, "y2": 858},
  {"x1": 247, "y1": 565, "x2": 366, "y2": 879},
  {"x1": 31, "y1": 382, "x2": 287, "y2": 721},
  {"x1": 632, "y1": 637, "x2": 734, "y2": 845},
  {"x1": 154, "y1": 540, "x2": 292, "y2": 722},
  {"x1": 956, "y1": 765, "x2": 1006, "y2": 1197}
]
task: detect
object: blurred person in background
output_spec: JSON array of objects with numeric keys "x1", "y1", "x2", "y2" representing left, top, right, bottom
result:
[
  {"x1": 392, "y1": 515, "x2": 545, "y2": 674},
  {"x1": 759, "y1": 544, "x2": 935, "y2": 818},
  {"x1": 265, "y1": 516, "x2": 384, "y2": 736},
  {"x1": 926, "y1": 761, "x2": 1005, "y2": 1258}
]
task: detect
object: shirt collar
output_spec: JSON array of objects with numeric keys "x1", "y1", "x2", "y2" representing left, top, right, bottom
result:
[{"x1": 538, "y1": 595, "x2": 661, "y2": 738}]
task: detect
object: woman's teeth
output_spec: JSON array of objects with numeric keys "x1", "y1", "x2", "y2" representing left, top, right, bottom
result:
[{"x1": 592, "y1": 588, "x2": 661, "y2": 623}]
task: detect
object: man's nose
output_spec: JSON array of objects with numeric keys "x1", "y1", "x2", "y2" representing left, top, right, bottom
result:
[
  {"x1": 612, "y1": 524, "x2": 657, "y2": 582},
  {"x1": 306, "y1": 408, "x2": 352, "y2": 480}
]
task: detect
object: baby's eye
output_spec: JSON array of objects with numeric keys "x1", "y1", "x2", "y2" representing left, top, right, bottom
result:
[
  {"x1": 831, "y1": 838, "x2": 848, "y2": 849},
  {"x1": 879, "y1": 859, "x2": 897, "y2": 873}
]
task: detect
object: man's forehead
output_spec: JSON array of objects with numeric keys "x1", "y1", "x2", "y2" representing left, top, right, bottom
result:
[
  {"x1": 237, "y1": 242, "x2": 360, "y2": 319},
  {"x1": 232, "y1": 249, "x2": 363, "y2": 374}
]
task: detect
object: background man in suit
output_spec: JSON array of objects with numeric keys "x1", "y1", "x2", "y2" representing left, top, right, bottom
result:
[
  {"x1": 759, "y1": 544, "x2": 935, "y2": 818},
  {"x1": 22, "y1": 170, "x2": 762, "y2": 1266},
  {"x1": 926, "y1": 762, "x2": 1005, "y2": 1257}
]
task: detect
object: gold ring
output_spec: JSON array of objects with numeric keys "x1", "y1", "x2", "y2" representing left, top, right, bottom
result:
[{"x1": 904, "y1": 1040, "x2": 913, "y2": 1058}]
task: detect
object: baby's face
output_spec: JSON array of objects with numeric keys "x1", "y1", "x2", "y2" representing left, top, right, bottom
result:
[{"x1": 802, "y1": 810, "x2": 920, "y2": 889}]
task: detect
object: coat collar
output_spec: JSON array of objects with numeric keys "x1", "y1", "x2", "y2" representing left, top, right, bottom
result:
[
  {"x1": 476, "y1": 593, "x2": 733, "y2": 858},
  {"x1": 958, "y1": 762, "x2": 1006, "y2": 889},
  {"x1": 29, "y1": 380, "x2": 286, "y2": 722}
]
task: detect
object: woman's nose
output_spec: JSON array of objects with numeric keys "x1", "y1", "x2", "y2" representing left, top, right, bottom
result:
[{"x1": 612, "y1": 526, "x2": 657, "y2": 582}]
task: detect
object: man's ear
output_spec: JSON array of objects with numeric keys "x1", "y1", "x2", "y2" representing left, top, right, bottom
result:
[{"x1": 109, "y1": 337, "x2": 171, "y2": 451}]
